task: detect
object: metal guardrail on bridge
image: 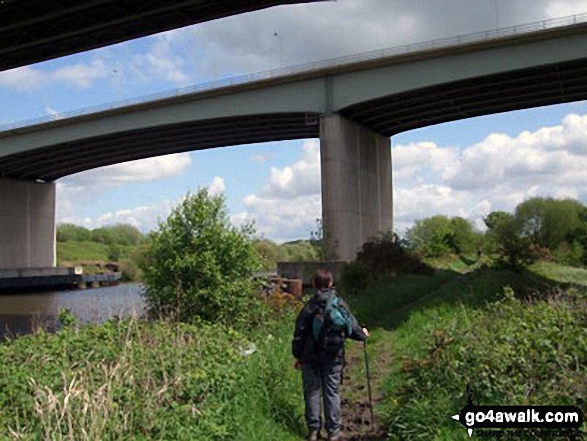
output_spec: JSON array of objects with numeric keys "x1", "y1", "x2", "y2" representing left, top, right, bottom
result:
[{"x1": 1, "y1": 12, "x2": 587, "y2": 133}]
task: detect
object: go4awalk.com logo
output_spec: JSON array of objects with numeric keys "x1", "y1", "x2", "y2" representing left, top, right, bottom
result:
[{"x1": 451, "y1": 385, "x2": 584, "y2": 438}]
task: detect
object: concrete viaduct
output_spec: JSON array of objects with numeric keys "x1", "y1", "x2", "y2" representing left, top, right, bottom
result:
[
  {"x1": 0, "y1": 0, "x2": 326, "y2": 72},
  {"x1": 2, "y1": 19, "x2": 587, "y2": 266}
]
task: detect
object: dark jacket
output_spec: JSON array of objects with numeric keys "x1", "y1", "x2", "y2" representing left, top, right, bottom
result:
[{"x1": 292, "y1": 288, "x2": 366, "y2": 365}]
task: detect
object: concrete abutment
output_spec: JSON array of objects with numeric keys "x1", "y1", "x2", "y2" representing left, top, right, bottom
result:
[
  {"x1": 320, "y1": 114, "x2": 393, "y2": 261},
  {"x1": 0, "y1": 178, "x2": 56, "y2": 269}
]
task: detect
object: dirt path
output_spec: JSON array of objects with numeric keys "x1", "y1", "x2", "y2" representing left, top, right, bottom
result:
[{"x1": 339, "y1": 337, "x2": 394, "y2": 440}]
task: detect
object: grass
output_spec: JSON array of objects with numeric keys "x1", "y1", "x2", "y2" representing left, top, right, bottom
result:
[
  {"x1": 56, "y1": 241, "x2": 136, "y2": 264},
  {"x1": 528, "y1": 260, "x2": 587, "y2": 286},
  {"x1": 0, "y1": 310, "x2": 306, "y2": 440},
  {"x1": 340, "y1": 259, "x2": 587, "y2": 440}
]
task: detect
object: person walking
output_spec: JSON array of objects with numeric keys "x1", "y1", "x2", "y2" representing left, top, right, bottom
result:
[{"x1": 292, "y1": 269, "x2": 369, "y2": 441}]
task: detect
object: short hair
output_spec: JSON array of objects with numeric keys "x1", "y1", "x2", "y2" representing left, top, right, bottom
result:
[{"x1": 313, "y1": 269, "x2": 333, "y2": 290}]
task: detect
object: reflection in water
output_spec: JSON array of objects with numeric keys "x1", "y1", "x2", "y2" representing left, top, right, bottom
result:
[{"x1": 0, "y1": 284, "x2": 145, "y2": 339}]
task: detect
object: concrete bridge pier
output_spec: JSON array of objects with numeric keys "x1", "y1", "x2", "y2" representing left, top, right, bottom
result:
[
  {"x1": 320, "y1": 114, "x2": 393, "y2": 261},
  {"x1": 0, "y1": 178, "x2": 56, "y2": 269}
]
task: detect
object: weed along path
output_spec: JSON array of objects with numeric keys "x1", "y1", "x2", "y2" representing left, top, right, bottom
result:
[{"x1": 339, "y1": 335, "x2": 393, "y2": 440}]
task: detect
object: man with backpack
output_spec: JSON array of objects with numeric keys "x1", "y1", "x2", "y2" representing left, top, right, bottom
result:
[{"x1": 292, "y1": 269, "x2": 369, "y2": 441}]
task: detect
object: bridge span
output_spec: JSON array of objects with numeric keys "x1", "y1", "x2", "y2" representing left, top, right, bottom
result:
[
  {"x1": 2, "y1": 15, "x2": 587, "y2": 265},
  {"x1": 0, "y1": 0, "x2": 325, "y2": 72}
]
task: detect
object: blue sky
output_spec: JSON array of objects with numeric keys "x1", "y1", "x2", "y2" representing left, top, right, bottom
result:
[{"x1": 1, "y1": 0, "x2": 587, "y2": 242}]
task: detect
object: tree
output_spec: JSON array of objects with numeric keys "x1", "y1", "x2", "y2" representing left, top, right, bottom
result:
[
  {"x1": 515, "y1": 197, "x2": 583, "y2": 250},
  {"x1": 140, "y1": 189, "x2": 261, "y2": 324},
  {"x1": 107, "y1": 223, "x2": 144, "y2": 246},
  {"x1": 252, "y1": 239, "x2": 279, "y2": 270},
  {"x1": 56, "y1": 223, "x2": 91, "y2": 242},
  {"x1": 484, "y1": 211, "x2": 531, "y2": 267},
  {"x1": 406, "y1": 215, "x2": 478, "y2": 257},
  {"x1": 91, "y1": 227, "x2": 115, "y2": 245}
]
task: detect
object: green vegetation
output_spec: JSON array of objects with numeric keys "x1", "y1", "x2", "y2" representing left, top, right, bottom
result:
[
  {"x1": 406, "y1": 215, "x2": 482, "y2": 258},
  {"x1": 339, "y1": 233, "x2": 587, "y2": 440},
  {"x1": 56, "y1": 223, "x2": 145, "y2": 281},
  {"x1": 57, "y1": 240, "x2": 136, "y2": 263},
  {"x1": 253, "y1": 238, "x2": 319, "y2": 271},
  {"x1": 4, "y1": 195, "x2": 586, "y2": 439},
  {"x1": 0, "y1": 311, "x2": 305, "y2": 440},
  {"x1": 405, "y1": 197, "x2": 587, "y2": 269},
  {"x1": 140, "y1": 189, "x2": 262, "y2": 325}
]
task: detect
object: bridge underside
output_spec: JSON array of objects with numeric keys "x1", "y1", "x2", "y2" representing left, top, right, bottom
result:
[
  {"x1": 0, "y1": 113, "x2": 319, "y2": 181},
  {"x1": 341, "y1": 59, "x2": 587, "y2": 135},
  {"x1": 0, "y1": 0, "x2": 324, "y2": 72},
  {"x1": 4, "y1": 58, "x2": 587, "y2": 182}
]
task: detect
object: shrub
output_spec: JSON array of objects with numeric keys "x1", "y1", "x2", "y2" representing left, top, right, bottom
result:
[
  {"x1": 340, "y1": 232, "x2": 433, "y2": 293},
  {"x1": 140, "y1": 189, "x2": 261, "y2": 325},
  {"x1": 380, "y1": 287, "x2": 587, "y2": 440},
  {"x1": 56, "y1": 223, "x2": 91, "y2": 242},
  {"x1": 406, "y1": 216, "x2": 480, "y2": 258}
]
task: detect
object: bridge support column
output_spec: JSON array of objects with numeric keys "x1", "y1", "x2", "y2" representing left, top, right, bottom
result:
[
  {"x1": 320, "y1": 115, "x2": 393, "y2": 261},
  {"x1": 0, "y1": 178, "x2": 56, "y2": 269}
]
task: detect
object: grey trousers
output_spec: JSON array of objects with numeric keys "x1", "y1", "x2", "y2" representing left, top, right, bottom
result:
[{"x1": 302, "y1": 361, "x2": 343, "y2": 436}]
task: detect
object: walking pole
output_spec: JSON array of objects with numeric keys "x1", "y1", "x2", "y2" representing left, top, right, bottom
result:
[{"x1": 363, "y1": 339, "x2": 374, "y2": 425}]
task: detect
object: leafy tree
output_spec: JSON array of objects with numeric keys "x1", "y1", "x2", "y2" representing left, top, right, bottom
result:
[
  {"x1": 107, "y1": 224, "x2": 144, "y2": 246},
  {"x1": 515, "y1": 197, "x2": 583, "y2": 250},
  {"x1": 483, "y1": 211, "x2": 512, "y2": 230},
  {"x1": 252, "y1": 239, "x2": 279, "y2": 270},
  {"x1": 140, "y1": 189, "x2": 261, "y2": 324},
  {"x1": 278, "y1": 242, "x2": 319, "y2": 261},
  {"x1": 406, "y1": 215, "x2": 479, "y2": 257},
  {"x1": 446, "y1": 217, "x2": 480, "y2": 254},
  {"x1": 56, "y1": 224, "x2": 91, "y2": 242},
  {"x1": 91, "y1": 227, "x2": 115, "y2": 245},
  {"x1": 484, "y1": 211, "x2": 531, "y2": 267}
]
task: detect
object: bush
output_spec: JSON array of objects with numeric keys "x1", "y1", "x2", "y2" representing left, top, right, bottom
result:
[
  {"x1": 119, "y1": 258, "x2": 141, "y2": 282},
  {"x1": 406, "y1": 216, "x2": 480, "y2": 258},
  {"x1": 140, "y1": 189, "x2": 261, "y2": 325},
  {"x1": 340, "y1": 232, "x2": 433, "y2": 293},
  {"x1": 56, "y1": 223, "x2": 91, "y2": 242},
  {"x1": 380, "y1": 287, "x2": 587, "y2": 440}
]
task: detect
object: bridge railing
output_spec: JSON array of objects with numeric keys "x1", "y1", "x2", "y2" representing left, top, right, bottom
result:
[{"x1": 2, "y1": 11, "x2": 587, "y2": 133}]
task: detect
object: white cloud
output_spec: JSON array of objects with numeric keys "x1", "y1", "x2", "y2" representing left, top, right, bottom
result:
[
  {"x1": 208, "y1": 176, "x2": 226, "y2": 196},
  {"x1": 392, "y1": 112, "x2": 587, "y2": 233},
  {"x1": 259, "y1": 140, "x2": 320, "y2": 199},
  {"x1": 57, "y1": 153, "x2": 192, "y2": 230},
  {"x1": 392, "y1": 141, "x2": 458, "y2": 184},
  {"x1": 57, "y1": 172, "x2": 226, "y2": 233},
  {"x1": 127, "y1": 33, "x2": 190, "y2": 86},
  {"x1": 67, "y1": 199, "x2": 178, "y2": 232},
  {"x1": 0, "y1": 66, "x2": 46, "y2": 91},
  {"x1": 0, "y1": 60, "x2": 108, "y2": 91},
  {"x1": 62, "y1": 153, "x2": 192, "y2": 187},
  {"x1": 232, "y1": 140, "x2": 322, "y2": 242},
  {"x1": 446, "y1": 114, "x2": 587, "y2": 191},
  {"x1": 51, "y1": 59, "x2": 108, "y2": 88}
]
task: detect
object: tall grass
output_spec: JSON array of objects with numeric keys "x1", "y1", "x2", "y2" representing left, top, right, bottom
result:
[{"x1": 0, "y1": 312, "x2": 305, "y2": 440}]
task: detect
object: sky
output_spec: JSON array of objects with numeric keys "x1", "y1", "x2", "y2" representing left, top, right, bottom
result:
[{"x1": 1, "y1": 0, "x2": 587, "y2": 242}]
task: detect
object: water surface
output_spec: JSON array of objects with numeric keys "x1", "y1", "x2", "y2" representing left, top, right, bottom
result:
[{"x1": 0, "y1": 284, "x2": 144, "y2": 339}]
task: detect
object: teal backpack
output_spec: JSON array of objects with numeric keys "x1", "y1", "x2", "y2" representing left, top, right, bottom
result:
[{"x1": 312, "y1": 290, "x2": 353, "y2": 353}]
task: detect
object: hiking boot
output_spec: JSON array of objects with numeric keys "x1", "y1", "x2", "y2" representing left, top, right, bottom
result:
[
  {"x1": 307, "y1": 431, "x2": 319, "y2": 441},
  {"x1": 328, "y1": 432, "x2": 343, "y2": 441}
]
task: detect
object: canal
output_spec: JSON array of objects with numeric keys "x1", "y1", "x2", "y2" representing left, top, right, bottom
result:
[{"x1": 0, "y1": 284, "x2": 144, "y2": 340}]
